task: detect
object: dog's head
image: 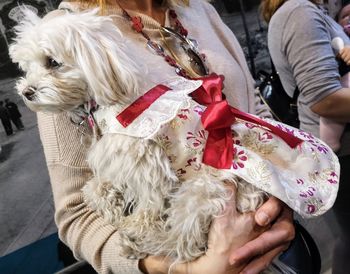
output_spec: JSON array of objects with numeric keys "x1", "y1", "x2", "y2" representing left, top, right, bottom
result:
[{"x1": 9, "y1": 8, "x2": 139, "y2": 113}]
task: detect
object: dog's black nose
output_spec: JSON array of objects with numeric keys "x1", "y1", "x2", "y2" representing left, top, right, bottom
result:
[{"x1": 23, "y1": 87, "x2": 36, "y2": 101}]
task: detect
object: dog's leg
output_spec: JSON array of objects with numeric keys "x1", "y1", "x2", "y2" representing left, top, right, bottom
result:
[
  {"x1": 82, "y1": 178, "x2": 125, "y2": 227},
  {"x1": 159, "y1": 177, "x2": 233, "y2": 262},
  {"x1": 88, "y1": 135, "x2": 179, "y2": 258},
  {"x1": 117, "y1": 209, "x2": 168, "y2": 259}
]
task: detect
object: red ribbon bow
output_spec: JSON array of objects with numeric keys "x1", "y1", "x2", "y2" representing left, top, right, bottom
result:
[
  {"x1": 190, "y1": 74, "x2": 303, "y2": 169},
  {"x1": 116, "y1": 74, "x2": 303, "y2": 170}
]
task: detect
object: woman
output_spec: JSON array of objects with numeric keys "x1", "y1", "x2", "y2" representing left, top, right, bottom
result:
[
  {"x1": 262, "y1": 0, "x2": 350, "y2": 272},
  {"x1": 38, "y1": 0, "x2": 295, "y2": 273}
]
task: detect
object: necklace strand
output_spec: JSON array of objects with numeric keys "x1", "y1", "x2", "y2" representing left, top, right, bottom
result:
[{"x1": 115, "y1": 1, "x2": 207, "y2": 78}]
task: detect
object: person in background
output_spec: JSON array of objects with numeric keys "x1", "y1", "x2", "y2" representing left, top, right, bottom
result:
[
  {"x1": 0, "y1": 100, "x2": 13, "y2": 136},
  {"x1": 318, "y1": 2, "x2": 350, "y2": 153},
  {"x1": 262, "y1": 0, "x2": 350, "y2": 273},
  {"x1": 5, "y1": 99, "x2": 24, "y2": 131},
  {"x1": 337, "y1": 2, "x2": 350, "y2": 36},
  {"x1": 34, "y1": 0, "x2": 295, "y2": 273}
]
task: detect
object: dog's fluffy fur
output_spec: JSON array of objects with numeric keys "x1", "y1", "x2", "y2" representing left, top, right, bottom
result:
[{"x1": 10, "y1": 9, "x2": 267, "y2": 262}]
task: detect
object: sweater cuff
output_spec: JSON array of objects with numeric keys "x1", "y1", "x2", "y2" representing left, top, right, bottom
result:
[{"x1": 100, "y1": 232, "x2": 143, "y2": 274}]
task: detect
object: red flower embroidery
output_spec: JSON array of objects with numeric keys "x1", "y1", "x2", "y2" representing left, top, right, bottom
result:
[
  {"x1": 177, "y1": 108, "x2": 190, "y2": 120},
  {"x1": 176, "y1": 168, "x2": 186, "y2": 177},
  {"x1": 328, "y1": 171, "x2": 338, "y2": 184},
  {"x1": 299, "y1": 187, "x2": 316, "y2": 198},
  {"x1": 258, "y1": 132, "x2": 273, "y2": 142},
  {"x1": 187, "y1": 130, "x2": 206, "y2": 148},
  {"x1": 245, "y1": 122, "x2": 259, "y2": 129},
  {"x1": 296, "y1": 179, "x2": 304, "y2": 185},
  {"x1": 177, "y1": 114, "x2": 188, "y2": 120},
  {"x1": 232, "y1": 148, "x2": 247, "y2": 169},
  {"x1": 185, "y1": 157, "x2": 197, "y2": 167},
  {"x1": 307, "y1": 204, "x2": 316, "y2": 214},
  {"x1": 193, "y1": 106, "x2": 204, "y2": 116}
]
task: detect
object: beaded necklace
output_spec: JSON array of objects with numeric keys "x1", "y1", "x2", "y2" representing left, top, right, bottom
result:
[{"x1": 116, "y1": 1, "x2": 209, "y2": 78}]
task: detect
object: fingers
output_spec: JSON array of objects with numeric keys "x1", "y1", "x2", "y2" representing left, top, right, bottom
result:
[
  {"x1": 339, "y1": 47, "x2": 350, "y2": 65},
  {"x1": 255, "y1": 196, "x2": 282, "y2": 226},
  {"x1": 238, "y1": 244, "x2": 288, "y2": 274},
  {"x1": 229, "y1": 205, "x2": 294, "y2": 265}
]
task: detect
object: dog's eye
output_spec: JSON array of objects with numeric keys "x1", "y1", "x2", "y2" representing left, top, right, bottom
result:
[{"x1": 46, "y1": 57, "x2": 61, "y2": 69}]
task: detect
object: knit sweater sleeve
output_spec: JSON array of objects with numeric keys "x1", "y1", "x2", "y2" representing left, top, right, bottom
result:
[
  {"x1": 281, "y1": 5, "x2": 342, "y2": 106},
  {"x1": 37, "y1": 112, "x2": 142, "y2": 274},
  {"x1": 198, "y1": 1, "x2": 272, "y2": 118}
]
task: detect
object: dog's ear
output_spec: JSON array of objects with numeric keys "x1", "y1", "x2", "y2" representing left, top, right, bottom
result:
[
  {"x1": 68, "y1": 12, "x2": 139, "y2": 106},
  {"x1": 8, "y1": 6, "x2": 41, "y2": 66},
  {"x1": 14, "y1": 6, "x2": 41, "y2": 31}
]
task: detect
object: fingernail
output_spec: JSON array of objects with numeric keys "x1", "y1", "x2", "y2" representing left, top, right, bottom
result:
[
  {"x1": 240, "y1": 270, "x2": 253, "y2": 274},
  {"x1": 256, "y1": 212, "x2": 270, "y2": 226}
]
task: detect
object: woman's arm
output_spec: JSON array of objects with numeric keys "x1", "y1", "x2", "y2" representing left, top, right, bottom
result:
[
  {"x1": 38, "y1": 112, "x2": 143, "y2": 274},
  {"x1": 311, "y1": 87, "x2": 350, "y2": 122},
  {"x1": 310, "y1": 39, "x2": 350, "y2": 122},
  {"x1": 280, "y1": 5, "x2": 350, "y2": 122}
]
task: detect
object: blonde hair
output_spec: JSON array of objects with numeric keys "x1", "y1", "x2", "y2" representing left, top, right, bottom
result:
[
  {"x1": 76, "y1": 0, "x2": 190, "y2": 13},
  {"x1": 261, "y1": 0, "x2": 321, "y2": 23}
]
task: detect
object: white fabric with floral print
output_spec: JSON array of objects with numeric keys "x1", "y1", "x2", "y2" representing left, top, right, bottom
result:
[{"x1": 94, "y1": 78, "x2": 340, "y2": 218}]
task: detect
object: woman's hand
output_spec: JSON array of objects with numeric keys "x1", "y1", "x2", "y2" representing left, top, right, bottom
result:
[
  {"x1": 229, "y1": 197, "x2": 295, "y2": 274},
  {"x1": 185, "y1": 191, "x2": 265, "y2": 274},
  {"x1": 339, "y1": 46, "x2": 350, "y2": 65},
  {"x1": 140, "y1": 185, "x2": 266, "y2": 274}
]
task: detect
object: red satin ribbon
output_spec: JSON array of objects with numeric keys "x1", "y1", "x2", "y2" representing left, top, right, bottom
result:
[
  {"x1": 116, "y1": 74, "x2": 303, "y2": 170},
  {"x1": 116, "y1": 84, "x2": 171, "y2": 127},
  {"x1": 190, "y1": 74, "x2": 303, "y2": 169}
]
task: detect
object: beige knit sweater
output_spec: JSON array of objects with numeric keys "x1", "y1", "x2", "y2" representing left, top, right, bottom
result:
[{"x1": 37, "y1": 1, "x2": 271, "y2": 273}]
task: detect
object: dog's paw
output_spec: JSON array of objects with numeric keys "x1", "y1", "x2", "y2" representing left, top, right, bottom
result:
[
  {"x1": 119, "y1": 231, "x2": 148, "y2": 259},
  {"x1": 83, "y1": 179, "x2": 125, "y2": 226}
]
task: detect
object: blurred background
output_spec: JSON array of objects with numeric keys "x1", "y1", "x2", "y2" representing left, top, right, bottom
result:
[{"x1": 0, "y1": 0, "x2": 346, "y2": 273}]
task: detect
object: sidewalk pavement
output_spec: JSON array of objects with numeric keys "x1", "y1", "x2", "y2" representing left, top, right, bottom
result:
[{"x1": 0, "y1": 77, "x2": 57, "y2": 256}]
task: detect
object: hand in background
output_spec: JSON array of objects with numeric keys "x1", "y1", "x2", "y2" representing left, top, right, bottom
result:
[
  {"x1": 229, "y1": 197, "x2": 295, "y2": 274},
  {"x1": 339, "y1": 46, "x2": 350, "y2": 65}
]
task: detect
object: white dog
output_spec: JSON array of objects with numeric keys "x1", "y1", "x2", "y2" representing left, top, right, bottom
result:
[{"x1": 10, "y1": 9, "x2": 339, "y2": 264}]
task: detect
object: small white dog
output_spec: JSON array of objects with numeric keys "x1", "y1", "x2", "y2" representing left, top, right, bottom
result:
[{"x1": 10, "y1": 8, "x2": 339, "y2": 264}]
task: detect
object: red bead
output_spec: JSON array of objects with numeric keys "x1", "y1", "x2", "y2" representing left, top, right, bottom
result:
[
  {"x1": 131, "y1": 16, "x2": 143, "y2": 33},
  {"x1": 180, "y1": 27, "x2": 188, "y2": 37},
  {"x1": 169, "y1": 10, "x2": 177, "y2": 19},
  {"x1": 165, "y1": 56, "x2": 177, "y2": 66},
  {"x1": 174, "y1": 19, "x2": 181, "y2": 27}
]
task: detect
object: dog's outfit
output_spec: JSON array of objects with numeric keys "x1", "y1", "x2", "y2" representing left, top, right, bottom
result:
[
  {"x1": 94, "y1": 75, "x2": 339, "y2": 218},
  {"x1": 36, "y1": 1, "x2": 336, "y2": 273}
]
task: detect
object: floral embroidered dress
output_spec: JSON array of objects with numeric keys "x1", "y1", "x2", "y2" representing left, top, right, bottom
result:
[{"x1": 94, "y1": 77, "x2": 340, "y2": 218}]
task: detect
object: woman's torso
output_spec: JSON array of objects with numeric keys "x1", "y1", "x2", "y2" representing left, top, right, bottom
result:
[{"x1": 60, "y1": 0, "x2": 257, "y2": 112}]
